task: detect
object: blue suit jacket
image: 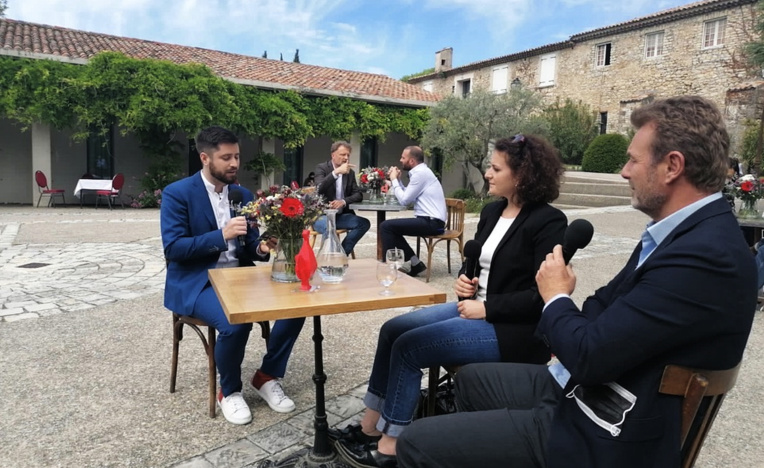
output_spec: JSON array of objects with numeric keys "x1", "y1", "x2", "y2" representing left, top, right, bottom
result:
[
  {"x1": 537, "y1": 197, "x2": 757, "y2": 467},
  {"x1": 161, "y1": 172, "x2": 267, "y2": 316}
]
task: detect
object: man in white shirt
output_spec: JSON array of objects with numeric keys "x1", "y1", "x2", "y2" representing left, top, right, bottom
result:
[{"x1": 382, "y1": 146, "x2": 447, "y2": 277}]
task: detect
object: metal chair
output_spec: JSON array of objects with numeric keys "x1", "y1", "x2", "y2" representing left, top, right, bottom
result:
[
  {"x1": 34, "y1": 170, "x2": 65, "y2": 207},
  {"x1": 659, "y1": 362, "x2": 741, "y2": 468},
  {"x1": 170, "y1": 313, "x2": 272, "y2": 418},
  {"x1": 95, "y1": 173, "x2": 125, "y2": 209},
  {"x1": 416, "y1": 198, "x2": 466, "y2": 282}
]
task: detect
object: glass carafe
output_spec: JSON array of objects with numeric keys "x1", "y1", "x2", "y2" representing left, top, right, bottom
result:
[{"x1": 316, "y1": 209, "x2": 349, "y2": 283}]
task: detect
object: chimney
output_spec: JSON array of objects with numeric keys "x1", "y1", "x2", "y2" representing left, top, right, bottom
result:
[{"x1": 435, "y1": 48, "x2": 453, "y2": 73}]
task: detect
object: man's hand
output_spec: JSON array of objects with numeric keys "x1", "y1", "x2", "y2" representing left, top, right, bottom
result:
[
  {"x1": 328, "y1": 200, "x2": 346, "y2": 210},
  {"x1": 333, "y1": 162, "x2": 356, "y2": 175},
  {"x1": 457, "y1": 299, "x2": 486, "y2": 320},
  {"x1": 259, "y1": 235, "x2": 278, "y2": 254},
  {"x1": 454, "y1": 274, "x2": 477, "y2": 299},
  {"x1": 388, "y1": 167, "x2": 401, "y2": 180},
  {"x1": 223, "y1": 216, "x2": 248, "y2": 241},
  {"x1": 536, "y1": 244, "x2": 576, "y2": 303}
]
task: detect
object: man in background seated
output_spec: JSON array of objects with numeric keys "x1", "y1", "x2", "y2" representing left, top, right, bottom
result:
[
  {"x1": 314, "y1": 141, "x2": 371, "y2": 255},
  {"x1": 381, "y1": 146, "x2": 447, "y2": 277},
  {"x1": 396, "y1": 96, "x2": 757, "y2": 467}
]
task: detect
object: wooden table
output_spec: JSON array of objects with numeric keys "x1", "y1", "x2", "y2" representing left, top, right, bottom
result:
[
  {"x1": 349, "y1": 201, "x2": 408, "y2": 261},
  {"x1": 208, "y1": 258, "x2": 446, "y2": 468}
]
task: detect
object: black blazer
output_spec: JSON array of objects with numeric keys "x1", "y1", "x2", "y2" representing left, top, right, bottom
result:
[
  {"x1": 539, "y1": 197, "x2": 757, "y2": 467},
  {"x1": 314, "y1": 160, "x2": 363, "y2": 214},
  {"x1": 462, "y1": 199, "x2": 567, "y2": 364}
]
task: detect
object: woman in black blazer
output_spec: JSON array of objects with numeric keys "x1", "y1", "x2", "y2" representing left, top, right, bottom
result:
[{"x1": 334, "y1": 135, "x2": 567, "y2": 467}]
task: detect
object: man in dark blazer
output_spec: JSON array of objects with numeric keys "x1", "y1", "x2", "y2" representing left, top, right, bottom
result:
[
  {"x1": 395, "y1": 96, "x2": 758, "y2": 468},
  {"x1": 162, "y1": 126, "x2": 304, "y2": 425},
  {"x1": 313, "y1": 141, "x2": 370, "y2": 255}
]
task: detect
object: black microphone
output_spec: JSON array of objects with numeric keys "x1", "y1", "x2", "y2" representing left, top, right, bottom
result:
[
  {"x1": 228, "y1": 188, "x2": 246, "y2": 247},
  {"x1": 562, "y1": 219, "x2": 594, "y2": 264},
  {"x1": 463, "y1": 240, "x2": 481, "y2": 280}
]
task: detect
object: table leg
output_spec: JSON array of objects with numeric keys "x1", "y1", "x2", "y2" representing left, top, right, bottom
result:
[
  {"x1": 376, "y1": 211, "x2": 386, "y2": 261},
  {"x1": 257, "y1": 315, "x2": 351, "y2": 468}
]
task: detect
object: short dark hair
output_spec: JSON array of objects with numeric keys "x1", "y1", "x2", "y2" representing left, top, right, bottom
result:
[
  {"x1": 630, "y1": 96, "x2": 728, "y2": 192},
  {"x1": 331, "y1": 141, "x2": 351, "y2": 153},
  {"x1": 493, "y1": 135, "x2": 563, "y2": 205},
  {"x1": 195, "y1": 126, "x2": 239, "y2": 157},
  {"x1": 405, "y1": 146, "x2": 425, "y2": 163}
]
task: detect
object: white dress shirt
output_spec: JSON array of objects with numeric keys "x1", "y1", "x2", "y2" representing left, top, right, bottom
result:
[
  {"x1": 391, "y1": 163, "x2": 447, "y2": 222},
  {"x1": 200, "y1": 172, "x2": 238, "y2": 268}
]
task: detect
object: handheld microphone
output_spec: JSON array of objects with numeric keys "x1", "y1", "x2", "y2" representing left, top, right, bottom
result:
[
  {"x1": 227, "y1": 188, "x2": 246, "y2": 247},
  {"x1": 463, "y1": 240, "x2": 481, "y2": 280},
  {"x1": 562, "y1": 219, "x2": 594, "y2": 264}
]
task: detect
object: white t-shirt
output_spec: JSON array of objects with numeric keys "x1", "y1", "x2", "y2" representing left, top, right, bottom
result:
[{"x1": 476, "y1": 216, "x2": 515, "y2": 302}]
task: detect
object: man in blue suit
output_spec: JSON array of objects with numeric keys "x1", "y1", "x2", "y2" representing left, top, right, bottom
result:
[
  {"x1": 161, "y1": 126, "x2": 304, "y2": 425},
  {"x1": 395, "y1": 96, "x2": 757, "y2": 467}
]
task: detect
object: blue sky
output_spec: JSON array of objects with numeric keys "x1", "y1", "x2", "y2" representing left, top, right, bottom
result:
[{"x1": 10, "y1": 0, "x2": 693, "y2": 79}]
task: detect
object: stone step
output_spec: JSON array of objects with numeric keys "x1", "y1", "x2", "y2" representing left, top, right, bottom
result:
[
  {"x1": 560, "y1": 181, "x2": 631, "y2": 197},
  {"x1": 555, "y1": 192, "x2": 632, "y2": 207}
]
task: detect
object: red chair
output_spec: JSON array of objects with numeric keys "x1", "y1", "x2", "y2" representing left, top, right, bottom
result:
[
  {"x1": 95, "y1": 173, "x2": 125, "y2": 209},
  {"x1": 34, "y1": 170, "x2": 66, "y2": 207}
]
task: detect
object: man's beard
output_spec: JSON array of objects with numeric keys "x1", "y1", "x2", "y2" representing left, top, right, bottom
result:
[{"x1": 210, "y1": 167, "x2": 237, "y2": 185}]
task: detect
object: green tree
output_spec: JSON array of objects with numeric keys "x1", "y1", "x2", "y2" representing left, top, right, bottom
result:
[
  {"x1": 744, "y1": 0, "x2": 764, "y2": 174},
  {"x1": 581, "y1": 133, "x2": 629, "y2": 173},
  {"x1": 262, "y1": 51, "x2": 268, "y2": 58},
  {"x1": 401, "y1": 68, "x2": 435, "y2": 82},
  {"x1": 420, "y1": 87, "x2": 547, "y2": 194},
  {"x1": 293, "y1": 49, "x2": 300, "y2": 63},
  {"x1": 542, "y1": 98, "x2": 599, "y2": 166},
  {"x1": 0, "y1": 0, "x2": 7, "y2": 18}
]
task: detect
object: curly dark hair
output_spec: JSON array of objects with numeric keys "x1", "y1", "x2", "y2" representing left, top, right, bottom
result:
[{"x1": 493, "y1": 134, "x2": 563, "y2": 205}]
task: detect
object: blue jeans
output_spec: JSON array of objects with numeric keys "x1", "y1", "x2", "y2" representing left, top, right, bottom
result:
[
  {"x1": 364, "y1": 302, "x2": 501, "y2": 437},
  {"x1": 313, "y1": 212, "x2": 371, "y2": 255}
]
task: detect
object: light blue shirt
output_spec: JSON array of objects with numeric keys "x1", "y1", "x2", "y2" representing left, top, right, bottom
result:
[{"x1": 546, "y1": 192, "x2": 722, "y2": 388}]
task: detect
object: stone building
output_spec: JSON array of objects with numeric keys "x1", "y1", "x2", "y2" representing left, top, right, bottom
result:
[{"x1": 409, "y1": 0, "x2": 763, "y2": 153}]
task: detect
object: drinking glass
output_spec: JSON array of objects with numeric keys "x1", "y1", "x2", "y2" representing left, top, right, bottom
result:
[
  {"x1": 386, "y1": 248, "x2": 404, "y2": 270},
  {"x1": 377, "y1": 262, "x2": 398, "y2": 296}
]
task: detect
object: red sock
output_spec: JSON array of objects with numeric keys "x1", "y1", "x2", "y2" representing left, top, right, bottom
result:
[{"x1": 251, "y1": 369, "x2": 275, "y2": 390}]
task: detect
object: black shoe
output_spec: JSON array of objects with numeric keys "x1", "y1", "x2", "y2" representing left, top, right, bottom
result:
[
  {"x1": 328, "y1": 424, "x2": 382, "y2": 446},
  {"x1": 336, "y1": 439, "x2": 397, "y2": 468},
  {"x1": 407, "y1": 262, "x2": 427, "y2": 277}
]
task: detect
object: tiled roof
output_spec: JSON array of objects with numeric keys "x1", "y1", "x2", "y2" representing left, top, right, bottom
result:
[
  {"x1": 410, "y1": 0, "x2": 757, "y2": 82},
  {"x1": 0, "y1": 18, "x2": 438, "y2": 107}
]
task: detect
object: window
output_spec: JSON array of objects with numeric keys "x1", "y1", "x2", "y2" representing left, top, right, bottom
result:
[
  {"x1": 491, "y1": 65, "x2": 508, "y2": 94},
  {"x1": 645, "y1": 32, "x2": 664, "y2": 58},
  {"x1": 596, "y1": 43, "x2": 612, "y2": 66},
  {"x1": 361, "y1": 137, "x2": 378, "y2": 169},
  {"x1": 457, "y1": 79, "x2": 471, "y2": 97},
  {"x1": 86, "y1": 126, "x2": 114, "y2": 179},
  {"x1": 703, "y1": 18, "x2": 726, "y2": 48},
  {"x1": 282, "y1": 147, "x2": 303, "y2": 187},
  {"x1": 539, "y1": 53, "x2": 556, "y2": 87},
  {"x1": 599, "y1": 112, "x2": 608, "y2": 135},
  {"x1": 422, "y1": 81, "x2": 433, "y2": 92}
]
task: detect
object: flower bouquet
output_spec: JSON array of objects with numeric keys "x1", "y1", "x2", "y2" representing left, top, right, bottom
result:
[
  {"x1": 241, "y1": 185, "x2": 326, "y2": 282},
  {"x1": 359, "y1": 166, "x2": 388, "y2": 202},
  {"x1": 732, "y1": 174, "x2": 764, "y2": 218}
]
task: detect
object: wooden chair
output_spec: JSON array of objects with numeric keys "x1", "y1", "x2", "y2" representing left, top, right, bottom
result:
[
  {"x1": 416, "y1": 198, "x2": 466, "y2": 282},
  {"x1": 170, "y1": 313, "x2": 271, "y2": 418},
  {"x1": 424, "y1": 365, "x2": 461, "y2": 417},
  {"x1": 659, "y1": 362, "x2": 741, "y2": 468},
  {"x1": 309, "y1": 228, "x2": 356, "y2": 259},
  {"x1": 34, "y1": 170, "x2": 66, "y2": 207}
]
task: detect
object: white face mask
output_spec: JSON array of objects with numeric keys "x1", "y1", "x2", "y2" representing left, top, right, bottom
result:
[{"x1": 566, "y1": 381, "x2": 637, "y2": 437}]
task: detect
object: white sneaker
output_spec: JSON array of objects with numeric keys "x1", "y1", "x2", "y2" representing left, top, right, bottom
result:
[
  {"x1": 254, "y1": 379, "x2": 296, "y2": 413},
  {"x1": 217, "y1": 391, "x2": 252, "y2": 425}
]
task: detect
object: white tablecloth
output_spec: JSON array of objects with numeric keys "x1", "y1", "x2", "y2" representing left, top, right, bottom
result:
[{"x1": 74, "y1": 179, "x2": 112, "y2": 198}]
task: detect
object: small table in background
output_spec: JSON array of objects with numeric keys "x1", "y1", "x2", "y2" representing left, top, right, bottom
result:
[
  {"x1": 349, "y1": 201, "x2": 408, "y2": 261},
  {"x1": 208, "y1": 258, "x2": 446, "y2": 468},
  {"x1": 74, "y1": 179, "x2": 112, "y2": 208}
]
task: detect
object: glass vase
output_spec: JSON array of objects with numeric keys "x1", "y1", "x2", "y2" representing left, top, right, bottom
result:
[
  {"x1": 316, "y1": 209, "x2": 348, "y2": 284},
  {"x1": 738, "y1": 198, "x2": 761, "y2": 219},
  {"x1": 368, "y1": 185, "x2": 383, "y2": 203},
  {"x1": 271, "y1": 236, "x2": 303, "y2": 283}
]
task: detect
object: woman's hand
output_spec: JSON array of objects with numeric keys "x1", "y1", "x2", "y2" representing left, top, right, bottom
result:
[
  {"x1": 457, "y1": 299, "x2": 486, "y2": 320},
  {"x1": 454, "y1": 274, "x2": 478, "y2": 299}
]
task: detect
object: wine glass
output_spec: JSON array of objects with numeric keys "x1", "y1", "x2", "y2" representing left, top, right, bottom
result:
[
  {"x1": 386, "y1": 248, "x2": 404, "y2": 270},
  {"x1": 377, "y1": 262, "x2": 398, "y2": 296}
]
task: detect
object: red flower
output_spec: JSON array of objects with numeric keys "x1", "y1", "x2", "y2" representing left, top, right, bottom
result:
[
  {"x1": 361, "y1": 174, "x2": 368, "y2": 184},
  {"x1": 279, "y1": 198, "x2": 305, "y2": 218},
  {"x1": 377, "y1": 169, "x2": 385, "y2": 179},
  {"x1": 741, "y1": 181, "x2": 754, "y2": 192},
  {"x1": 290, "y1": 181, "x2": 300, "y2": 190},
  {"x1": 256, "y1": 189, "x2": 265, "y2": 198},
  {"x1": 269, "y1": 185, "x2": 279, "y2": 194}
]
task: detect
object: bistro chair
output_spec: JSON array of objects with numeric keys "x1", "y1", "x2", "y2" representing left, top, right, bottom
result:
[
  {"x1": 95, "y1": 173, "x2": 125, "y2": 209},
  {"x1": 170, "y1": 313, "x2": 272, "y2": 418},
  {"x1": 416, "y1": 198, "x2": 466, "y2": 282},
  {"x1": 424, "y1": 365, "x2": 461, "y2": 417},
  {"x1": 658, "y1": 362, "x2": 741, "y2": 468},
  {"x1": 34, "y1": 170, "x2": 66, "y2": 207}
]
